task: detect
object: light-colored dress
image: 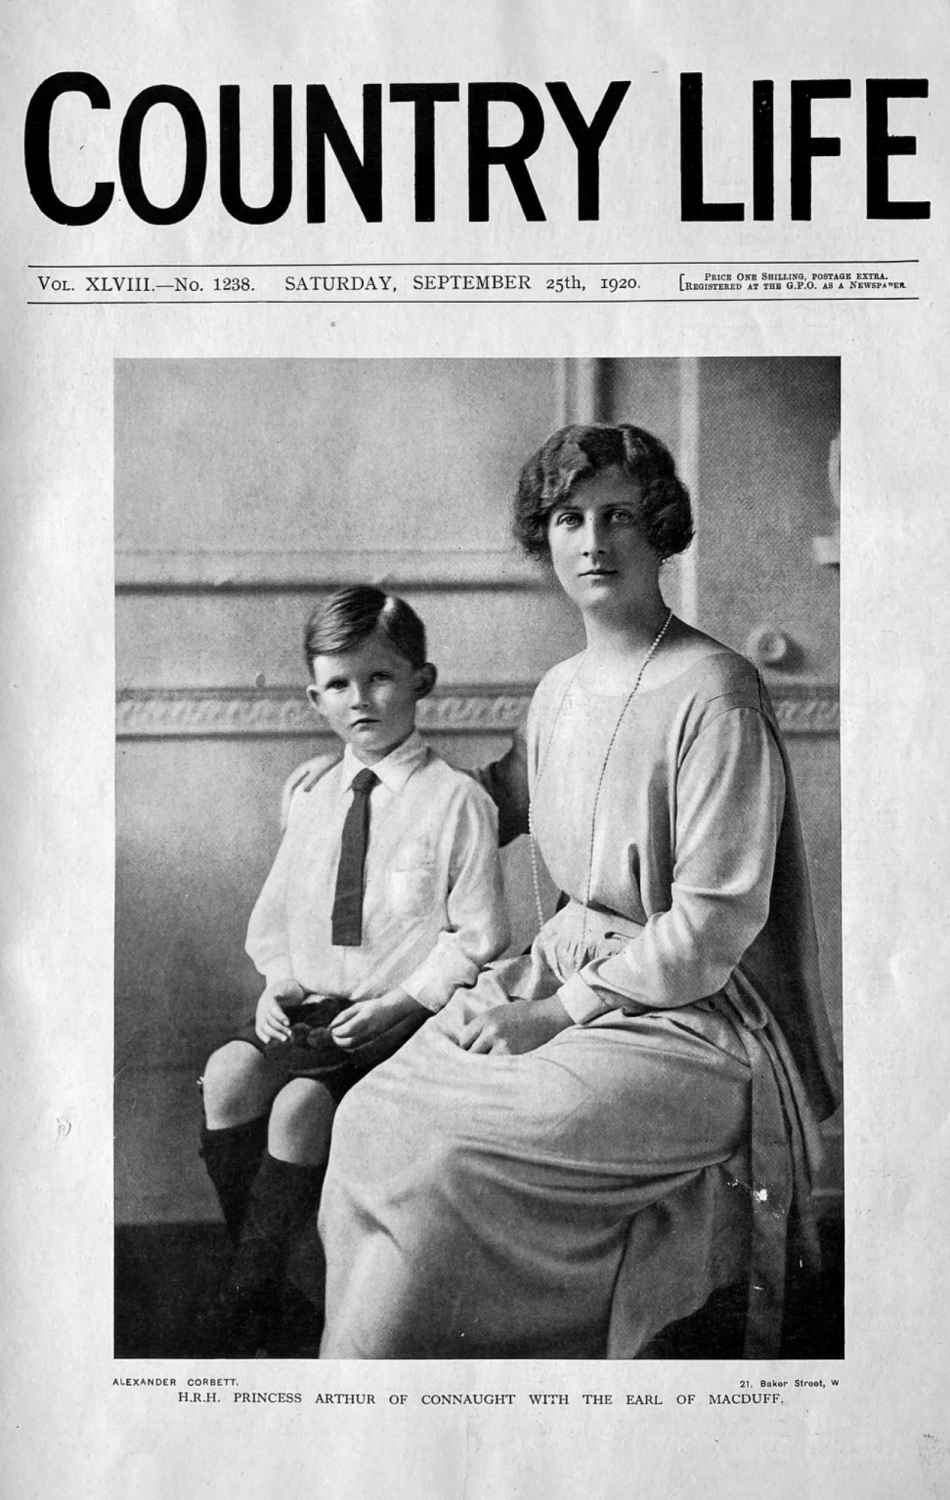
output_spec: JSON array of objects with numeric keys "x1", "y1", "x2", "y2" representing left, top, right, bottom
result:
[{"x1": 318, "y1": 648, "x2": 841, "y2": 1359}]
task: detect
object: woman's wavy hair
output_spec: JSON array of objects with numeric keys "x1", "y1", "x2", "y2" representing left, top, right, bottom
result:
[
  {"x1": 304, "y1": 586, "x2": 427, "y2": 672},
  {"x1": 513, "y1": 423, "x2": 694, "y2": 564}
]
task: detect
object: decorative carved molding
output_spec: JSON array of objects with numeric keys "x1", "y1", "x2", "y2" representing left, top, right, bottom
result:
[
  {"x1": 116, "y1": 681, "x2": 839, "y2": 739},
  {"x1": 116, "y1": 685, "x2": 533, "y2": 739},
  {"x1": 772, "y1": 682, "x2": 839, "y2": 736}
]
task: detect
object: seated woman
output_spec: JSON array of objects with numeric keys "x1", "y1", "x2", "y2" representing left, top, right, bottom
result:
[{"x1": 317, "y1": 422, "x2": 841, "y2": 1360}]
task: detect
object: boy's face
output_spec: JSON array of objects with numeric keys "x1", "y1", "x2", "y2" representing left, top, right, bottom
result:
[{"x1": 307, "y1": 629, "x2": 426, "y2": 765}]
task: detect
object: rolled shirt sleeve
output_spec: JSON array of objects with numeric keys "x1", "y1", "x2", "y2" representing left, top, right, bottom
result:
[
  {"x1": 245, "y1": 823, "x2": 298, "y2": 987},
  {"x1": 558, "y1": 708, "x2": 785, "y2": 1023},
  {"x1": 401, "y1": 788, "x2": 510, "y2": 1011}
]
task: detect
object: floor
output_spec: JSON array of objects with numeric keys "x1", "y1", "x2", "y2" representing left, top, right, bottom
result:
[{"x1": 115, "y1": 1216, "x2": 843, "y2": 1361}]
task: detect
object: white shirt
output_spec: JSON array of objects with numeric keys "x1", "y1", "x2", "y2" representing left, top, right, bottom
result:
[{"x1": 245, "y1": 730, "x2": 509, "y2": 1011}]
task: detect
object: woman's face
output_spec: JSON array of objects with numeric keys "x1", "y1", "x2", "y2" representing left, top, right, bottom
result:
[{"x1": 547, "y1": 468, "x2": 660, "y2": 617}]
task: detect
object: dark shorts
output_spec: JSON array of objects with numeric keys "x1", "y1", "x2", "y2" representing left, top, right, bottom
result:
[
  {"x1": 235, "y1": 998, "x2": 369, "y2": 1107},
  {"x1": 234, "y1": 996, "x2": 428, "y2": 1107}
]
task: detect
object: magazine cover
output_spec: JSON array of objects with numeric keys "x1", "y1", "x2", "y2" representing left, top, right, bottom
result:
[{"x1": 2, "y1": 2, "x2": 946, "y2": 1496}]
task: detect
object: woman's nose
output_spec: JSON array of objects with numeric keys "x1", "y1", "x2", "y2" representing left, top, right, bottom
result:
[{"x1": 581, "y1": 516, "x2": 606, "y2": 554}]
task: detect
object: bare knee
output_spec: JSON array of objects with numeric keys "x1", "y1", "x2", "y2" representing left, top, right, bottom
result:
[
  {"x1": 202, "y1": 1041, "x2": 274, "y2": 1128},
  {"x1": 268, "y1": 1079, "x2": 336, "y2": 1165}
]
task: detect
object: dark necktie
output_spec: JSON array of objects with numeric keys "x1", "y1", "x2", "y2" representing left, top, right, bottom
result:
[{"x1": 331, "y1": 768, "x2": 379, "y2": 946}]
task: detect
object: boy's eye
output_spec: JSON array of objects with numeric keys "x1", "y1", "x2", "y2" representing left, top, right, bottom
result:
[
  {"x1": 324, "y1": 678, "x2": 348, "y2": 692},
  {"x1": 371, "y1": 672, "x2": 392, "y2": 684}
]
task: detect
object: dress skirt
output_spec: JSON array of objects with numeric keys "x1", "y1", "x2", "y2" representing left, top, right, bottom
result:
[{"x1": 316, "y1": 903, "x2": 803, "y2": 1360}]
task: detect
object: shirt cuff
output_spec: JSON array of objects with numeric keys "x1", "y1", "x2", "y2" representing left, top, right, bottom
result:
[
  {"x1": 402, "y1": 937, "x2": 483, "y2": 1012},
  {"x1": 400, "y1": 955, "x2": 453, "y2": 1012},
  {"x1": 400, "y1": 973, "x2": 450, "y2": 1012},
  {"x1": 557, "y1": 973, "x2": 614, "y2": 1025}
]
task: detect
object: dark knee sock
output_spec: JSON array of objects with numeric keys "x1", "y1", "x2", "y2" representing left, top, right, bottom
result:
[
  {"x1": 227, "y1": 1153, "x2": 326, "y2": 1296},
  {"x1": 199, "y1": 1116, "x2": 269, "y2": 1244}
]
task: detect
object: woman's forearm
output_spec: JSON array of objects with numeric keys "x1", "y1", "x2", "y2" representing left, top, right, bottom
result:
[{"x1": 560, "y1": 708, "x2": 786, "y2": 1021}]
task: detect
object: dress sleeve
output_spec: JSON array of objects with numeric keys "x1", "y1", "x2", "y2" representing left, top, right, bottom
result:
[
  {"x1": 474, "y1": 710, "x2": 530, "y2": 846},
  {"x1": 400, "y1": 788, "x2": 511, "y2": 1011},
  {"x1": 558, "y1": 707, "x2": 786, "y2": 1023}
]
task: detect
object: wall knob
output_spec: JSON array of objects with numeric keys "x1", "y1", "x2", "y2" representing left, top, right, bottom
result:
[{"x1": 747, "y1": 626, "x2": 793, "y2": 668}]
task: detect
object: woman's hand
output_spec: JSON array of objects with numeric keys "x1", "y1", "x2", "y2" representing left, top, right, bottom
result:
[
  {"x1": 330, "y1": 989, "x2": 426, "y2": 1049},
  {"x1": 458, "y1": 995, "x2": 574, "y2": 1056},
  {"x1": 255, "y1": 979, "x2": 305, "y2": 1043}
]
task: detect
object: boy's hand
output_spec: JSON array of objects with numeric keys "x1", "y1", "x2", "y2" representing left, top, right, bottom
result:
[
  {"x1": 255, "y1": 979, "x2": 305, "y2": 1043},
  {"x1": 329, "y1": 988, "x2": 427, "y2": 1049}
]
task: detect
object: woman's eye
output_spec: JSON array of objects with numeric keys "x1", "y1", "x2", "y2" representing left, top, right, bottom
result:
[
  {"x1": 554, "y1": 512, "x2": 580, "y2": 527},
  {"x1": 610, "y1": 509, "x2": 636, "y2": 525}
]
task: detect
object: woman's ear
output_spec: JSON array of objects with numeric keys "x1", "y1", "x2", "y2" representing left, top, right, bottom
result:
[{"x1": 414, "y1": 663, "x2": 438, "y2": 700}]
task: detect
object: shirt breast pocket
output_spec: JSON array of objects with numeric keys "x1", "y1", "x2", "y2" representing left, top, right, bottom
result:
[{"x1": 386, "y1": 843, "x2": 439, "y2": 918}]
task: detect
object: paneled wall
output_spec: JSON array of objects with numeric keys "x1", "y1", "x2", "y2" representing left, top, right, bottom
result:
[{"x1": 115, "y1": 357, "x2": 840, "y2": 1224}]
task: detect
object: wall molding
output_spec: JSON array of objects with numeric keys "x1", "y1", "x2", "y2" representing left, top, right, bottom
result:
[
  {"x1": 116, "y1": 681, "x2": 839, "y2": 740},
  {"x1": 115, "y1": 549, "x2": 544, "y2": 592},
  {"x1": 773, "y1": 682, "x2": 839, "y2": 735}
]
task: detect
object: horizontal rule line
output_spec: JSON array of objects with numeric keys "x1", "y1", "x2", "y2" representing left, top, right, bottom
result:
[
  {"x1": 29, "y1": 296, "x2": 920, "y2": 306},
  {"x1": 28, "y1": 259, "x2": 920, "y2": 268}
]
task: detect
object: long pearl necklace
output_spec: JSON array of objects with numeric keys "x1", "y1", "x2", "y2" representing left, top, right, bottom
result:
[{"x1": 528, "y1": 608, "x2": 674, "y2": 948}]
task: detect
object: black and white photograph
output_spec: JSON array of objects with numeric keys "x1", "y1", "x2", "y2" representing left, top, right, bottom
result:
[
  {"x1": 5, "y1": 0, "x2": 948, "y2": 1492},
  {"x1": 114, "y1": 356, "x2": 842, "y2": 1362}
]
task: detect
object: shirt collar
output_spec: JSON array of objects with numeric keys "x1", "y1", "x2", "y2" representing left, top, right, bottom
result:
[{"x1": 341, "y1": 729, "x2": 428, "y2": 794}]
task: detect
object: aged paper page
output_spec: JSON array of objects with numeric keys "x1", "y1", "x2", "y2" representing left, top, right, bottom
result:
[{"x1": 2, "y1": 1, "x2": 947, "y2": 1495}]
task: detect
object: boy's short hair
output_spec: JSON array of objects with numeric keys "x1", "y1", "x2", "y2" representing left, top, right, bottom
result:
[{"x1": 304, "y1": 586, "x2": 428, "y2": 672}]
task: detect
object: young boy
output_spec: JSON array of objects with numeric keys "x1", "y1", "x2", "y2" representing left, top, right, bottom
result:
[{"x1": 199, "y1": 586, "x2": 509, "y2": 1355}]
